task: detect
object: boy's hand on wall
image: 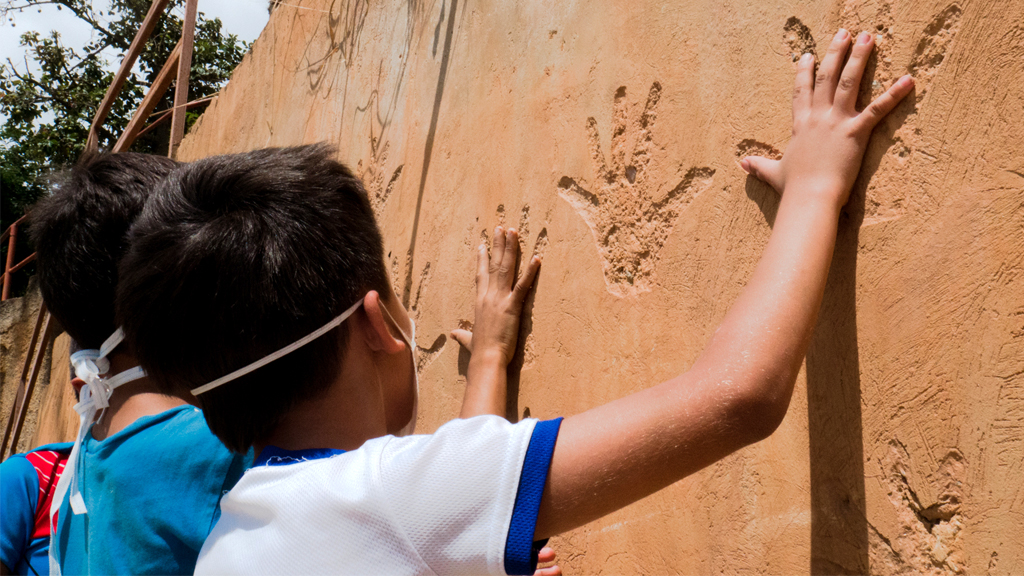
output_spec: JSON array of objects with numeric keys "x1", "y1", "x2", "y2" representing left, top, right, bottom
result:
[
  {"x1": 741, "y1": 29, "x2": 914, "y2": 209},
  {"x1": 452, "y1": 226, "x2": 541, "y2": 364},
  {"x1": 533, "y1": 546, "x2": 561, "y2": 576},
  {"x1": 453, "y1": 226, "x2": 541, "y2": 418}
]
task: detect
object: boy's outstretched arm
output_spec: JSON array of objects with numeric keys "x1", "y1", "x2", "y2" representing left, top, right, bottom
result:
[
  {"x1": 452, "y1": 226, "x2": 541, "y2": 418},
  {"x1": 535, "y1": 30, "x2": 914, "y2": 539}
]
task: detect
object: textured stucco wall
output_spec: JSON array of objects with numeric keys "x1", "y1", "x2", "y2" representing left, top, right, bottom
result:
[
  {"x1": 177, "y1": 0, "x2": 1024, "y2": 573},
  {"x1": 0, "y1": 280, "x2": 59, "y2": 455}
]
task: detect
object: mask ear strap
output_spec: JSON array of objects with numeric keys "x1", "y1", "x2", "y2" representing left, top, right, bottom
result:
[
  {"x1": 378, "y1": 301, "x2": 413, "y2": 348},
  {"x1": 191, "y1": 298, "x2": 365, "y2": 396},
  {"x1": 379, "y1": 300, "x2": 418, "y2": 437}
]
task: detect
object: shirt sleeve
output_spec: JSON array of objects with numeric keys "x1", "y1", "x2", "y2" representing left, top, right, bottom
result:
[
  {"x1": 0, "y1": 455, "x2": 39, "y2": 571},
  {"x1": 377, "y1": 415, "x2": 562, "y2": 576}
]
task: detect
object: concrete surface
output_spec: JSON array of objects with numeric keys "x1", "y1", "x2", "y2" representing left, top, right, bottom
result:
[
  {"x1": 176, "y1": 0, "x2": 1024, "y2": 573},
  {"x1": 0, "y1": 279, "x2": 58, "y2": 455}
]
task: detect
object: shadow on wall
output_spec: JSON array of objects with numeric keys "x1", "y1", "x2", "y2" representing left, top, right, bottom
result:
[
  {"x1": 403, "y1": 0, "x2": 459, "y2": 307},
  {"x1": 741, "y1": 71, "x2": 916, "y2": 576},
  {"x1": 743, "y1": 168, "x2": 871, "y2": 575}
]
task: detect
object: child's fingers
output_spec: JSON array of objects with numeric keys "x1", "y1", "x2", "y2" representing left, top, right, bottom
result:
[
  {"x1": 536, "y1": 546, "x2": 556, "y2": 563},
  {"x1": 813, "y1": 29, "x2": 851, "y2": 108},
  {"x1": 476, "y1": 244, "x2": 489, "y2": 293},
  {"x1": 490, "y1": 226, "x2": 505, "y2": 277},
  {"x1": 512, "y1": 255, "x2": 542, "y2": 305},
  {"x1": 499, "y1": 228, "x2": 519, "y2": 288},
  {"x1": 792, "y1": 52, "x2": 815, "y2": 118},
  {"x1": 450, "y1": 329, "x2": 473, "y2": 351},
  {"x1": 740, "y1": 156, "x2": 784, "y2": 194},
  {"x1": 834, "y1": 32, "x2": 874, "y2": 113},
  {"x1": 857, "y1": 75, "x2": 915, "y2": 130},
  {"x1": 533, "y1": 565, "x2": 562, "y2": 576}
]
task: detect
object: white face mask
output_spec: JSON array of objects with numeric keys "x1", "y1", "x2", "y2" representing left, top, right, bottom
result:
[{"x1": 191, "y1": 295, "x2": 419, "y2": 436}]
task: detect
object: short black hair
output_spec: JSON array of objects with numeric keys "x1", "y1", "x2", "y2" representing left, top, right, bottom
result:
[
  {"x1": 117, "y1": 144, "x2": 390, "y2": 452},
  {"x1": 29, "y1": 152, "x2": 177, "y2": 349}
]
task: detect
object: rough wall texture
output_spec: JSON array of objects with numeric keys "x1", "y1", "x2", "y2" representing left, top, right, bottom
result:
[
  {"x1": 30, "y1": 333, "x2": 79, "y2": 447},
  {"x1": 177, "y1": 0, "x2": 1024, "y2": 573},
  {"x1": 0, "y1": 281, "x2": 59, "y2": 455}
]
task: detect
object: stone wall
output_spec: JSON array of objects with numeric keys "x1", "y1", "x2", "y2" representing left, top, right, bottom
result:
[
  {"x1": 177, "y1": 0, "x2": 1024, "y2": 572},
  {"x1": 0, "y1": 279, "x2": 67, "y2": 455}
]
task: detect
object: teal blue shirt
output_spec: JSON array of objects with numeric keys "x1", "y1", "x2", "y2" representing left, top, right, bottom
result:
[{"x1": 51, "y1": 405, "x2": 250, "y2": 575}]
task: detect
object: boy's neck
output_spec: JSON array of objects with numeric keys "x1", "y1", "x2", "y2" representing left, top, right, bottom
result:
[
  {"x1": 90, "y1": 352, "x2": 192, "y2": 441},
  {"x1": 256, "y1": 340, "x2": 395, "y2": 456}
]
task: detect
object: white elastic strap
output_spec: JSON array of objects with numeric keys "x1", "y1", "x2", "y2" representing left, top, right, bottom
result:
[
  {"x1": 50, "y1": 328, "x2": 145, "y2": 521},
  {"x1": 191, "y1": 299, "x2": 364, "y2": 396},
  {"x1": 99, "y1": 327, "x2": 125, "y2": 358}
]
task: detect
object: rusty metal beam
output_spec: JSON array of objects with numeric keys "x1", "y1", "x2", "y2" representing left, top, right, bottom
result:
[
  {"x1": 168, "y1": 0, "x2": 198, "y2": 159},
  {"x1": 6, "y1": 253, "x2": 36, "y2": 276},
  {"x1": 113, "y1": 39, "x2": 183, "y2": 153},
  {"x1": 84, "y1": 0, "x2": 172, "y2": 153},
  {"x1": 0, "y1": 214, "x2": 29, "y2": 243},
  {"x1": 2, "y1": 218, "x2": 18, "y2": 301},
  {"x1": 135, "y1": 95, "x2": 216, "y2": 140}
]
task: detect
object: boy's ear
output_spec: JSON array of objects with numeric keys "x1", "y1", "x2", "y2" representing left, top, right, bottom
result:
[{"x1": 360, "y1": 291, "x2": 407, "y2": 355}]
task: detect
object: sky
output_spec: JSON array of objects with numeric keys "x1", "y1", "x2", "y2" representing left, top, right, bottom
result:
[{"x1": 1, "y1": 0, "x2": 270, "y2": 74}]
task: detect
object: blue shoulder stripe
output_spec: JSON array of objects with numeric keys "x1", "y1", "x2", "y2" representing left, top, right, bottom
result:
[
  {"x1": 253, "y1": 446, "x2": 345, "y2": 467},
  {"x1": 504, "y1": 418, "x2": 563, "y2": 575}
]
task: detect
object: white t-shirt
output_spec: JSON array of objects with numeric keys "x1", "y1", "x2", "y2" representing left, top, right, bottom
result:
[{"x1": 195, "y1": 415, "x2": 562, "y2": 576}]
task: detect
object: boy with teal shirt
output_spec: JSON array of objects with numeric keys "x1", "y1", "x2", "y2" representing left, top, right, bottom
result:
[
  {"x1": 118, "y1": 32, "x2": 913, "y2": 574},
  {"x1": 0, "y1": 153, "x2": 250, "y2": 575}
]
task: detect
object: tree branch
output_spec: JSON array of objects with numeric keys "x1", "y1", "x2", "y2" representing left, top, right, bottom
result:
[
  {"x1": 1, "y1": 0, "x2": 124, "y2": 48},
  {"x1": 4, "y1": 56, "x2": 74, "y2": 110}
]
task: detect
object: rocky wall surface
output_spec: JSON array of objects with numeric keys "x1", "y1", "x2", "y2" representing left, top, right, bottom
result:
[
  {"x1": 178, "y1": 0, "x2": 1024, "y2": 573},
  {"x1": 0, "y1": 280, "x2": 59, "y2": 455},
  {"x1": 30, "y1": 333, "x2": 79, "y2": 447}
]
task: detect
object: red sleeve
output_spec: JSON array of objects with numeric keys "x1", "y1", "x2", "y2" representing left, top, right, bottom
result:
[{"x1": 24, "y1": 450, "x2": 69, "y2": 539}]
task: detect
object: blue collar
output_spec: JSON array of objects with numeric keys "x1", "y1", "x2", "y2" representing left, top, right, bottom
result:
[{"x1": 254, "y1": 445, "x2": 345, "y2": 467}]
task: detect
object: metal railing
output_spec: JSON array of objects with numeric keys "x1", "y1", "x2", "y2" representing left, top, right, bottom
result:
[
  {"x1": 1, "y1": 215, "x2": 36, "y2": 302},
  {"x1": 85, "y1": 0, "x2": 200, "y2": 158}
]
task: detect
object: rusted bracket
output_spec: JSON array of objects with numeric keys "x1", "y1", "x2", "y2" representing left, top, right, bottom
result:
[
  {"x1": 113, "y1": 39, "x2": 183, "y2": 153},
  {"x1": 84, "y1": 0, "x2": 172, "y2": 154},
  {"x1": 169, "y1": 0, "x2": 199, "y2": 159},
  {"x1": 134, "y1": 94, "x2": 217, "y2": 140},
  {"x1": 1, "y1": 214, "x2": 31, "y2": 302}
]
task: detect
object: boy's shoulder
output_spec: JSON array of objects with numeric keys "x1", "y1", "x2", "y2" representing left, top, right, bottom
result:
[
  {"x1": 81, "y1": 404, "x2": 249, "y2": 495},
  {"x1": 242, "y1": 414, "x2": 558, "y2": 481},
  {"x1": 53, "y1": 405, "x2": 251, "y2": 575},
  {"x1": 199, "y1": 416, "x2": 562, "y2": 576},
  {"x1": 89, "y1": 404, "x2": 229, "y2": 455}
]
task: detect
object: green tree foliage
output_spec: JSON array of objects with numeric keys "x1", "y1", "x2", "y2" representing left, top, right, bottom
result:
[{"x1": 0, "y1": 0, "x2": 247, "y2": 295}]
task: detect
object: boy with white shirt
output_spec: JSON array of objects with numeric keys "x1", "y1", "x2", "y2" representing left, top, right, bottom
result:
[{"x1": 117, "y1": 31, "x2": 912, "y2": 575}]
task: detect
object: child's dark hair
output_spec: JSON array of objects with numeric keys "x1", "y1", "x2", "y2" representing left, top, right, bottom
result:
[
  {"x1": 29, "y1": 152, "x2": 178, "y2": 350},
  {"x1": 117, "y1": 144, "x2": 391, "y2": 452}
]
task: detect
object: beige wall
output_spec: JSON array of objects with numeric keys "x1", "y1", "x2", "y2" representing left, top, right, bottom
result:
[
  {"x1": 1, "y1": 283, "x2": 77, "y2": 453},
  {"x1": 0, "y1": 282, "x2": 66, "y2": 456},
  {"x1": 30, "y1": 333, "x2": 80, "y2": 447},
  {"x1": 178, "y1": 0, "x2": 1024, "y2": 573}
]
